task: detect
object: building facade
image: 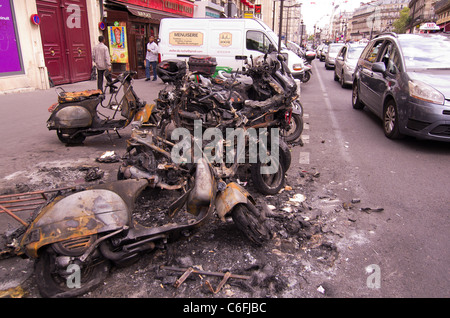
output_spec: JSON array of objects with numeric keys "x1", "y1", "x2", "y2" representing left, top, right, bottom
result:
[
  {"x1": 435, "y1": 0, "x2": 450, "y2": 31},
  {"x1": 349, "y1": 0, "x2": 409, "y2": 41}
]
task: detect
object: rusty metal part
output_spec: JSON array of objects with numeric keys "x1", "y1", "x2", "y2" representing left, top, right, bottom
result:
[
  {"x1": 215, "y1": 182, "x2": 253, "y2": 221},
  {"x1": 205, "y1": 271, "x2": 232, "y2": 294},
  {"x1": 0, "y1": 187, "x2": 76, "y2": 226},
  {"x1": 160, "y1": 265, "x2": 250, "y2": 294}
]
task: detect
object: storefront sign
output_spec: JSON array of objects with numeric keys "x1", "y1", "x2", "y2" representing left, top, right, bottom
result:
[
  {"x1": 169, "y1": 31, "x2": 203, "y2": 46},
  {"x1": 0, "y1": 0, "x2": 23, "y2": 75},
  {"x1": 108, "y1": 26, "x2": 129, "y2": 63},
  {"x1": 115, "y1": 0, "x2": 194, "y2": 17}
]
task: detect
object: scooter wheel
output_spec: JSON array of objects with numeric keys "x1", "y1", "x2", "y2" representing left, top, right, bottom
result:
[
  {"x1": 301, "y1": 71, "x2": 311, "y2": 83},
  {"x1": 34, "y1": 245, "x2": 110, "y2": 298},
  {"x1": 231, "y1": 202, "x2": 270, "y2": 246},
  {"x1": 250, "y1": 158, "x2": 285, "y2": 195},
  {"x1": 281, "y1": 113, "x2": 303, "y2": 143},
  {"x1": 57, "y1": 129, "x2": 86, "y2": 145}
]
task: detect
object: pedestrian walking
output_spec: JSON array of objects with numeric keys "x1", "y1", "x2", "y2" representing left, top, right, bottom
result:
[
  {"x1": 92, "y1": 35, "x2": 112, "y2": 92},
  {"x1": 145, "y1": 36, "x2": 159, "y2": 81}
]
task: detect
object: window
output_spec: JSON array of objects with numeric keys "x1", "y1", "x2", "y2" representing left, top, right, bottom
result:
[
  {"x1": 246, "y1": 31, "x2": 272, "y2": 53},
  {"x1": 364, "y1": 40, "x2": 384, "y2": 63}
]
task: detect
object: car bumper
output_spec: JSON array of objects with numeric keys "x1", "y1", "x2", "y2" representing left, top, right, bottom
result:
[
  {"x1": 400, "y1": 98, "x2": 450, "y2": 142},
  {"x1": 343, "y1": 70, "x2": 354, "y2": 85}
]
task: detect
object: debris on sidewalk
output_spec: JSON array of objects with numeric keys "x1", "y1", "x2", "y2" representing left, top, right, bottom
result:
[{"x1": 96, "y1": 151, "x2": 120, "y2": 163}]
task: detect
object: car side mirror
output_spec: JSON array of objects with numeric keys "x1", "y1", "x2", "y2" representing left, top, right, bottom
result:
[
  {"x1": 372, "y1": 62, "x2": 386, "y2": 73},
  {"x1": 337, "y1": 56, "x2": 344, "y2": 61}
]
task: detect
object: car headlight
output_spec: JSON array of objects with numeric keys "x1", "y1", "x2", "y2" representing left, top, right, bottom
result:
[
  {"x1": 292, "y1": 64, "x2": 303, "y2": 71},
  {"x1": 408, "y1": 80, "x2": 444, "y2": 105}
]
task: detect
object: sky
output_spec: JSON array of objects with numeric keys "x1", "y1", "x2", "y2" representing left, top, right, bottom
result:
[{"x1": 298, "y1": 0, "x2": 373, "y2": 33}]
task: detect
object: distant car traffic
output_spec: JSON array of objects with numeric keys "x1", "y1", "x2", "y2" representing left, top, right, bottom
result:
[
  {"x1": 325, "y1": 43, "x2": 345, "y2": 69},
  {"x1": 352, "y1": 33, "x2": 450, "y2": 142},
  {"x1": 334, "y1": 43, "x2": 367, "y2": 87}
]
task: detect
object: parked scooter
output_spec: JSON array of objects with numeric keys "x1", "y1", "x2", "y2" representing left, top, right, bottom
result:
[{"x1": 47, "y1": 71, "x2": 155, "y2": 145}]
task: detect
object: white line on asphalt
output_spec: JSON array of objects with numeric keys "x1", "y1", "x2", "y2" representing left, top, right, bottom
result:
[
  {"x1": 299, "y1": 152, "x2": 310, "y2": 165},
  {"x1": 313, "y1": 62, "x2": 351, "y2": 164}
]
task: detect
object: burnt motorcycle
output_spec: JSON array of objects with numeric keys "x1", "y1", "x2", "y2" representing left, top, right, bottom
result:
[
  {"x1": 156, "y1": 84, "x2": 292, "y2": 194},
  {"x1": 47, "y1": 71, "x2": 156, "y2": 145},
  {"x1": 159, "y1": 53, "x2": 303, "y2": 143},
  {"x1": 4, "y1": 149, "x2": 269, "y2": 297}
]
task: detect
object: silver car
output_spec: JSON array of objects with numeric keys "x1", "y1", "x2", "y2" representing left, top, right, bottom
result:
[
  {"x1": 325, "y1": 43, "x2": 345, "y2": 69},
  {"x1": 334, "y1": 43, "x2": 367, "y2": 88}
]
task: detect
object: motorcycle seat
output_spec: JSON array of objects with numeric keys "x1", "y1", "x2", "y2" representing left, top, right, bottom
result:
[{"x1": 58, "y1": 89, "x2": 103, "y2": 103}]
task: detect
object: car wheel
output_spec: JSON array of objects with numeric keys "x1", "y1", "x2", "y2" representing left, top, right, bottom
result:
[
  {"x1": 352, "y1": 82, "x2": 364, "y2": 110},
  {"x1": 383, "y1": 100, "x2": 403, "y2": 139},
  {"x1": 334, "y1": 69, "x2": 339, "y2": 81}
]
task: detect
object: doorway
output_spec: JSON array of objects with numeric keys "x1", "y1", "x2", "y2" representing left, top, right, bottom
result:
[{"x1": 37, "y1": 0, "x2": 92, "y2": 85}]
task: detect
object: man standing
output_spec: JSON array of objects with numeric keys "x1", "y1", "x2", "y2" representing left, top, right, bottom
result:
[
  {"x1": 145, "y1": 36, "x2": 159, "y2": 81},
  {"x1": 92, "y1": 35, "x2": 112, "y2": 92}
]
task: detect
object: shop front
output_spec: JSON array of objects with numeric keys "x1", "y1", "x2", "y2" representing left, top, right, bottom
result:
[{"x1": 104, "y1": 0, "x2": 195, "y2": 79}]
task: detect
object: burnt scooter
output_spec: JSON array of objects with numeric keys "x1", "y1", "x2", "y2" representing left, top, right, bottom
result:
[
  {"x1": 156, "y1": 69, "x2": 293, "y2": 195},
  {"x1": 47, "y1": 71, "x2": 155, "y2": 145},
  {"x1": 7, "y1": 142, "x2": 269, "y2": 297}
]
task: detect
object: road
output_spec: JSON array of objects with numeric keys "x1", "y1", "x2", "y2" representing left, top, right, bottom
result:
[
  {"x1": 295, "y1": 59, "x2": 450, "y2": 297},
  {"x1": 0, "y1": 60, "x2": 449, "y2": 298}
]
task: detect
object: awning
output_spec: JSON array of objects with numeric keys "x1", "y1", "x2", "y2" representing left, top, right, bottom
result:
[
  {"x1": 108, "y1": 0, "x2": 195, "y2": 22},
  {"x1": 126, "y1": 4, "x2": 182, "y2": 21}
]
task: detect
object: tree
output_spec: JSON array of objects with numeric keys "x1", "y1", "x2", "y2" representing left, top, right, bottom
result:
[{"x1": 393, "y1": 7, "x2": 411, "y2": 34}]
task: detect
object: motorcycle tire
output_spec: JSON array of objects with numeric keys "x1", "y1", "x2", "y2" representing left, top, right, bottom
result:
[
  {"x1": 231, "y1": 202, "x2": 270, "y2": 246},
  {"x1": 282, "y1": 113, "x2": 303, "y2": 142},
  {"x1": 301, "y1": 71, "x2": 311, "y2": 83},
  {"x1": 57, "y1": 129, "x2": 86, "y2": 145},
  {"x1": 34, "y1": 244, "x2": 110, "y2": 298},
  {"x1": 250, "y1": 157, "x2": 285, "y2": 195},
  {"x1": 279, "y1": 138, "x2": 292, "y2": 172}
]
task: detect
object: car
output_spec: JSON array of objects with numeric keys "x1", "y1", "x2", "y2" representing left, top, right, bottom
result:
[
  {"x1": 319, "y1": 44, "x2": 328, "y2": 61},
  {"x1": 334, "y1": 43, "x2": 367, "y2": 88},
  {"x1": 352, "y1": 33, "x2": 450, "y2": 142},
  {"x1": 325, "y1": 43, "x2": 345, "y2": 69}
]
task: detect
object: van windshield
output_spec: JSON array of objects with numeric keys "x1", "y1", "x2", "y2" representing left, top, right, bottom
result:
[{"x1": 246, "y1": 30, "x2": 276, "y2": 53}]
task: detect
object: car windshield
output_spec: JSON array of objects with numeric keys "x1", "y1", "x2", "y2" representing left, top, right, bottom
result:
[
  {"x1": 347, "y1": 46, "x2": 365, "y2": 60},
  {"x1": 329, "y1": 44, "x2": 344, "y2": 53},
  {"x1": 398, "y1": 34, "x2": 450, "y2": 70}
]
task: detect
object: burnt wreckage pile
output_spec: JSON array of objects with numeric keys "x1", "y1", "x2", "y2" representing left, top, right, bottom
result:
[{"x1": 1, "y1": 53, "x2": 307, "y2": 298}]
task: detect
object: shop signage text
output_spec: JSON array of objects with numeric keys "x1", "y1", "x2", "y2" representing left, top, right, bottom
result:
[{"x1": 115, "y1": 0, "x2": 194, "y2": 17}]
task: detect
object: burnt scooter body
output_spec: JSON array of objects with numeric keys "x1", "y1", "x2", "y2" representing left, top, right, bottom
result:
[
  {"x1": 15, "y1": 153, "x2": 269, "y2": 297},
  {"x1": 47, "y1": 71, "x2": 154, "y2": 145}
]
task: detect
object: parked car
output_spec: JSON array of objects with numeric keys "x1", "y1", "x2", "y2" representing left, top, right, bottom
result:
[
  {"x1": 319, "y1": 44, "x2": 328, "y2": 61},
  {"x1": 325, "y1": 43, "x2": 345, "y2": 69},
  {"x1": 334, "y1": 43, "x2": 367, "y2": 87},
  {"x1": 352, "y1": 33, "x2": 450, "y2": 142}
]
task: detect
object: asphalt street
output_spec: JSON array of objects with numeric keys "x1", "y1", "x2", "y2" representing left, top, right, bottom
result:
[{"x1": 295, "y1": 59, "x2": 450, "y2": 297}]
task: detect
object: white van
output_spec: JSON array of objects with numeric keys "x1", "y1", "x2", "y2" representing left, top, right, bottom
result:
[{"x1": 158, "y1": 18, "x2": 305, "y2": 79}]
